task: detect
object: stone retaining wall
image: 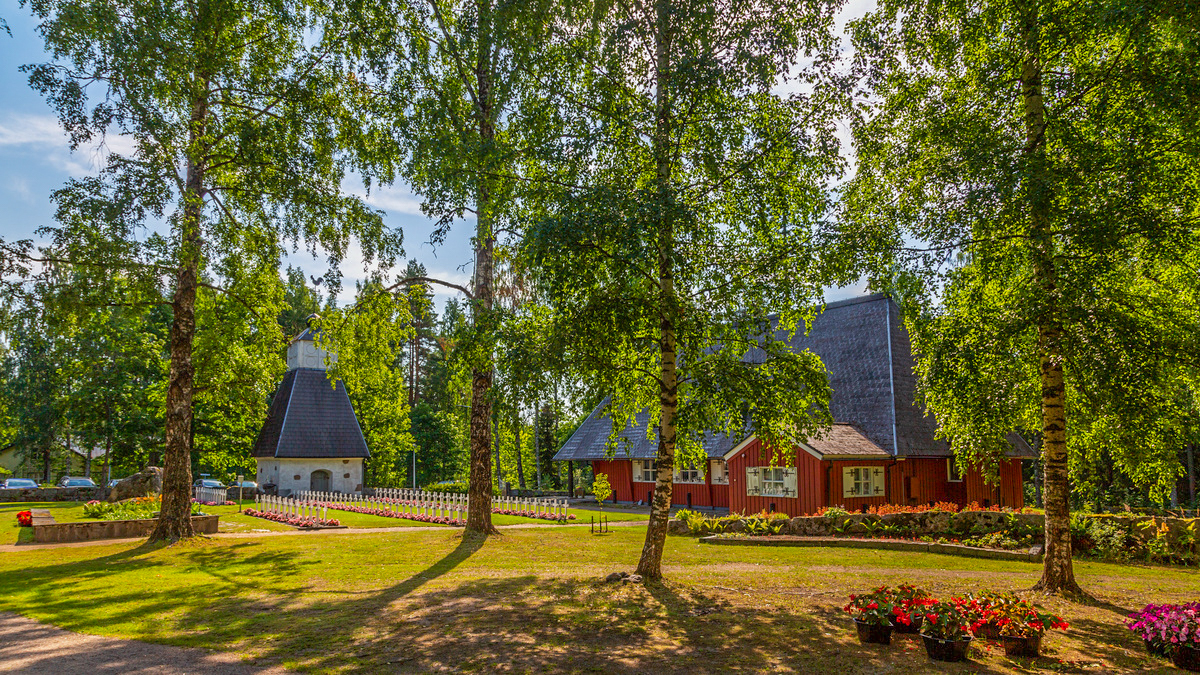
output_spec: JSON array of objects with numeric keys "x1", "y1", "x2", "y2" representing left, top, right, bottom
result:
[
  {"x1": 698, "y1": 535, "x2": 1043, "y2": 563},
  {"x1": 1, "y1": 487, "x2": 107, "y2": 502},
  {"x1": 670, "y1": 510, "x2": 1199, "y2": 548},
  {"x1": 32, "y1": 514, "x2": 219, "y2": 544}
]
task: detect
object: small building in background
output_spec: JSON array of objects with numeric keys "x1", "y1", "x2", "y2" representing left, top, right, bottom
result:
[
  {"x1": 252, "y1": 319, "x2": 369, "y2": 496},
  {"x1": 554, "y1": 294, "x2": 1035, "y2": 515}
]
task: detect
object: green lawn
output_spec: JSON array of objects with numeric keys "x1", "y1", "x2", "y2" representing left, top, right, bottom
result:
[
  {"x1": 0, "y1": 520, "x2": 1192, "y2": 673},
  {"x1": 1, "y1": 500, "x2": 647, "y2": 544}
]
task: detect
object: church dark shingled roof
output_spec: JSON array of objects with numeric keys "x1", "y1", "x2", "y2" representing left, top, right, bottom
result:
[
  {"x1": 554, "y1": 294, "x2": 1034, "y2": 462},
  {"x1": 252, "y1": 369, "x2": 370, "y2": 459}
]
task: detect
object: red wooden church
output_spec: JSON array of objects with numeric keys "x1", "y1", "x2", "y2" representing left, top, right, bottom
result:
[{"x1": 553, "y1": 294, "x2": 1033, "y2": 516}]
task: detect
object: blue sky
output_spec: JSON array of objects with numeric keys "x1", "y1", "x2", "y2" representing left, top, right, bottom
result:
[{"x1": 0, "y1": 0, "x2": 868, "y2": 309}]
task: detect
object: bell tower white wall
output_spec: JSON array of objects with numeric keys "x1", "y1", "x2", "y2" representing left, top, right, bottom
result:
[{"x1": 286, "y1": 338, "x2": 337, "y2": 371}]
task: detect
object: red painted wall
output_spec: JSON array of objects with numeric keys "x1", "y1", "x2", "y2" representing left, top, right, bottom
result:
[
  {"x1": 591, "y1": 459, "x2": 634, "y2": 503},
  {"x1": 592, "y1": 460, "x2": 730, "y2": 508},
  {"x1": 593, "y1": 452, "x2": 1024, "y2": 515}
]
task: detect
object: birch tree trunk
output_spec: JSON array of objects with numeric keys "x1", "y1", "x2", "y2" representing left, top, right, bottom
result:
[
  {"x1": 465, "y1": 0, "x2": 498, "y2": 535},
  {"x1": 150, "y1": 69, "x2": 209, "y2": 543},
  {"x1": 636, "y1": 0, "x2": 676, "y2": 580},
  {"x1": 1020, "y1": 0, "x2": 1079, "y2": 593}
]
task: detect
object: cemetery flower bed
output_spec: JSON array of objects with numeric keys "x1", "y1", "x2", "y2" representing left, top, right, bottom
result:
[
  {"x1": 82, "y1": 497, "x2": 203, "y2": 521},
  {"x1": 243, "y1": 508, "x2": 340, "y2": 528},
  {"x1": 322, "y1": 501, "x2": 462, "y2": 526},
  {"x1": 193, "y1": 499, "x2": 236, "y2": 506},
  {"x1": 671, "y1": 506, "x2": 1200, "y2": 565},
  {"x1": 845, "y1": 584, "x2": 1068, "y2": 661},
  {"x1": 16, "y1": 510, "x2": 32, "y2": 527},
  {"x1": 493, "y1": 507, "x2": 576, "y2": 522}
]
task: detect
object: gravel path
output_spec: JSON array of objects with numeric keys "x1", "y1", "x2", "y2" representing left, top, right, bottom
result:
[{"x1": 0, "y1": 612, "x2": 287, "y2": 674}]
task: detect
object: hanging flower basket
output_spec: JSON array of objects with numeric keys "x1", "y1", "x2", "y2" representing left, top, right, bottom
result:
[
  {"x1": 922, "y1": 634, "x2": 972, "y2": 662},
  {"x1": 1001, "y1": 633, "x2": 1042, "y2": 657},
  {"x1": 854, "y1": 619, "x2": 893, "y2": 645},
  {"x1": 1175, "y1": 644, "x2": 1200, "y2": 672}
]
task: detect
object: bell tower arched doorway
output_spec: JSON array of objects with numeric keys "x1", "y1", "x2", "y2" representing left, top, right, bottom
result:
[{"x1": 310, "y1": 469, "x2": 331, "y2": 492}]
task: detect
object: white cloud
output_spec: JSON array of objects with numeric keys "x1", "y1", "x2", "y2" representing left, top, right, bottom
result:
[
  {"x1": 0, "y1": 113, "x2": 65, "y2": 148},
  {"x1": 344, "y1": 181, "x2": 427, "y2": 217},
  {"x1": 0, "y1": 112, "x2": 140, "y2": 175}
]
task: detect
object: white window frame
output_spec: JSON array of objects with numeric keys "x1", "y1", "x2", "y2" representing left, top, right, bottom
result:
[
  {"x1": 947, "y1": 458, "x2": 963, "y2": 483},
  {"x1": 635, "y1": 459, "x2": 657, "y2": 483},
  {"x1": 709, "y1": 459, "x2": 728, "y2": 485},
  {"x1": 842, "y1": 466, "x2": 884, "y2": 498},
  {"x1": 746, "y1": 466, "x2": 797, "y2": 497},
  {"x1": 674, "y1": 462, "x2": 704, "y2": 484}
]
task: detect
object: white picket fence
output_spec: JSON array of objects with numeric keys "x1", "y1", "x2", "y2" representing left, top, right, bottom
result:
[
  {"x1": 193, "y1": 486, "x2": 227, "y2": 503},
  {"x1": 292, "y1": 489, "x2": 571, "y2": 522},
  {"x1": 254, "y1": 494, "x2": 331, "y2": 523}
]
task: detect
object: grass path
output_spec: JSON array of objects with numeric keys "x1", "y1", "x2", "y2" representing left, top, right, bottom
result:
[{"x1": 0, "y1": 521, "x2": 1193, "y2": 673}]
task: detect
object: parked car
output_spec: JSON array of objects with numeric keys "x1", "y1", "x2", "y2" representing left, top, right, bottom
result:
[
  {"x1": 227, "y1": 480, "x2": 259, "y2": 496},
  {"x1": 57, "y1": 476, "x2": 98, "y2": 488},
  {"x1": 193, "y1": 478, "x2": 227, "y2": 489},
  {"x1": 2, "y1": 478, "x2": 39, "y2": 489},
  {"x1": 108, "y1": 478, "x2": 121, "y2": 488}
]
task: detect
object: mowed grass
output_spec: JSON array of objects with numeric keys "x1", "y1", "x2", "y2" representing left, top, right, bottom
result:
[
  {"x1": 0, "y1": 523, "x2": 1193, "y2": 674},
  {"x1": 1, "y1": 500, "x2": 648, "y2": 544}
]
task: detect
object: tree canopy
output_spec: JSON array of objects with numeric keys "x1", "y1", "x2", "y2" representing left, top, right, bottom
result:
[{"x1": 845, "y1": 0, "x2": 1200, "y2": 592}]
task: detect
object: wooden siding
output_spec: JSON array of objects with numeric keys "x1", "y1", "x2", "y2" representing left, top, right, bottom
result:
[
  {"x1": 594, "y1": 452, "x2": 1024, "y2": 515},
  {"x1": 592, "y1": 459, "x2": 731, "y2": 509},
  {"x1": 591, "y1": 459, "x2": 633, "y2": 503},
  {"x1": 728, "y1": 439, "x2": 828, "y2": 516}
]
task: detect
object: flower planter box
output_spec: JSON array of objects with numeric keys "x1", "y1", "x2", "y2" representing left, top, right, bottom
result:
[
  {"x1": 1175, "y1": 645, "x2": 1200, "y2": 672},
  {"x1": 1001, "y1": 633, "x2": 1041, "y2": 657},
  {"x1": 974, "y1": 623, "x2": 1001, "y2": 640},
  {"x1": 32, "y1": 514, "x2": 219, "y2": 544},
  {"x1": 1144, "y1": 639, "x2": 1170, "y2": 658},
  {"x1": 922, "y1": 635, "x2": 971, "y2": 662},
  {"x1": 854, "y1": 619, "x2": 893, "y2": 645},
  {"x1": 891, "y1": 615, "x2": 924, "y2": 634}
]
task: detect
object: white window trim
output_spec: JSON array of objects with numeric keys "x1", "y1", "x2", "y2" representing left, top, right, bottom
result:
[
  {"x1": 709, "y1": 459, "x2": 729, "y2": 485},
  {"x1": 747, "y1": 466, "x2": 797, "y2": 497},
  {"x1": 634, "y1": 459, "x2": 657, "y2": 483},
  {"x1": 842, "y1": 466, "x2": 885, "y2": 498},
  {"x1": 674, "y1": 463, "x2": 704, "y2": 484},
  {"x1": 947, "y1": 458, "x2": 964, "y2": 483}
]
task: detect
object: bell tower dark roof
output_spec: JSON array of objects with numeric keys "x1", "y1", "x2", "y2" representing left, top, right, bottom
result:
[{"x1": 254, "y1": 326, "x2": 369, "y2": 460}]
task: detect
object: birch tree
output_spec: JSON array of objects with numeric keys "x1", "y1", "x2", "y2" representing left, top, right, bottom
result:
[
  {"x1": 525, "y1": 0, "x2": 851, "y2": 579},
  {"x1": 18, "y1": 0, "x2": 399, "y2": 539},
  {"x1": 846, "y1": 0, "x2": 1200, "y2": 593}
]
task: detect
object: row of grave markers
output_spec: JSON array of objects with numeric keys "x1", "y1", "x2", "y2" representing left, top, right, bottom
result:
[
  {"x1": 255, "y1": 494, "x2": 329, "y2": 522},
  {"x1": 292, "y1": 489, "x2": 571, "y2": 520}
]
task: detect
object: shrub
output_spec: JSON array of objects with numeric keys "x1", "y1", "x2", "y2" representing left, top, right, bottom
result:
[{"x1": 817, "y1": 505, "x2": 849, "y2": 519}]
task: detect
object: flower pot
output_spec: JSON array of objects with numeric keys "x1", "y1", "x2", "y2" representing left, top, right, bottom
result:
[
  {"x1": 922, "y1": 634, "x2": 972, "y2": 662},
  {"x1": 1174, "y1": 645, "x2": 1200, "y2": 672},
  {"x1": 1144, "y1": 639, "x2": 1170, "y2": 658},
  {"x1": 1001, "y1": 633, "x2": 1041, "y2": 657},
  {"x1": 854, "y1": 619, "x2": 893, "y2": 645},
  {"x1": 891, "y1": 614, "x2": 924, "y2": 634},
  {"x1": 973, "y1": 623, "x2": 1001, "y2": 640}
]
